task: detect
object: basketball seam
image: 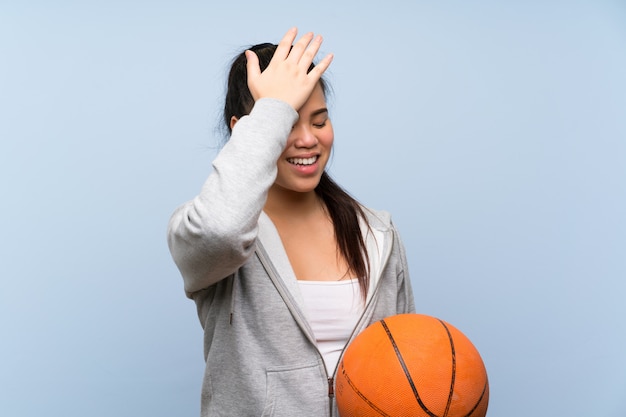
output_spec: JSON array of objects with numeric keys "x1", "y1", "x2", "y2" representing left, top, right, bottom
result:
[
  {"x1": 339, "y1": 361, "x2": 391, "y2": 417},
  {"x1": 463, "y1": 379, "x2": 488, "y2": 417},
  {"x1": 380, "y1": 319, "x2": 439, "y2": 417},
  {"x1": 436, "y1": 319, "x2": 457, "y2": 417}
]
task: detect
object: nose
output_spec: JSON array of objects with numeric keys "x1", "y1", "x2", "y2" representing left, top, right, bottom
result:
[{"x1": 290, "y1": 123, "x2": 318, "y2": 149}]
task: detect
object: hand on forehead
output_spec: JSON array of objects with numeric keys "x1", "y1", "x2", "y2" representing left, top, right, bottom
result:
[{"x1": 245, "y1": 27, "x2": 334, "y2": 111}]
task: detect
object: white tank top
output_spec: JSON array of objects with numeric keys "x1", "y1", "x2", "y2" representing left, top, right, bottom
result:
[{"x1": 298, "y1": 279, "x2": 363, "y2": 375}]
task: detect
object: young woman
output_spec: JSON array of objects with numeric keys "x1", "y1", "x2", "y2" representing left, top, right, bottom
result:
[{"x1": 167, "y1": 28, "x2": 415, "y2": 416}]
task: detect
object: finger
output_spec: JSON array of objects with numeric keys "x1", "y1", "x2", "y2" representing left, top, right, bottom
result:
[
  {"x1": 298, "y1": 34, "x2": 323, "y2": 70},
  {"x1": 287, "y1": 32, "x2": 315, "y2": 63},
  {"x1": 273, "y1": 27, "x2": 298, "y2": 61},
  {"x1": 245, "y1": 50, "x2": 261, "y2": 88},
  {"x1": 307, "y1": 52, "x2": 334, "y2": 80}
]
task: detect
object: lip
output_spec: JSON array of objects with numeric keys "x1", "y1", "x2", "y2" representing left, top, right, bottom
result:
[{"x1": 285, "y1": 153, "x2": 321, "y2": 175}]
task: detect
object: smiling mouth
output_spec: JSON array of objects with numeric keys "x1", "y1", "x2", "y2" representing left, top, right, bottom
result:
[{"x1": 287, "y1": 156, "x2": 318, "y2": 166}]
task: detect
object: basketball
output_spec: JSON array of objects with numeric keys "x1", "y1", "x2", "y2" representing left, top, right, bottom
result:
[{"x1": 335, "y1": 314, "x2": 489, "y2": 417}]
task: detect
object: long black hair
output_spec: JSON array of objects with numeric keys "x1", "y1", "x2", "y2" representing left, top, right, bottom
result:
[{"x1": 223, "y1": 43, "x2": 371, "y2": 298}]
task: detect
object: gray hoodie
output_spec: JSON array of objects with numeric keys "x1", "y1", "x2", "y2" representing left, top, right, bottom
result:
[{"x1": 168, "y1": 98, "x2": 415, "y2": 416}]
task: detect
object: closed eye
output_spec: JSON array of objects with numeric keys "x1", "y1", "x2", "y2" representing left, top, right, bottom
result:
[{"x1": 310, "y1": 108, "x2": 329, "y2": 129}]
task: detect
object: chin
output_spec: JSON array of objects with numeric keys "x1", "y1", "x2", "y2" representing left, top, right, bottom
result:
[
  {"x1": 276, "y1": 178, "x2": 322, "y2": 194},
  {"x1": 291, "y1": 183, "x2": 321, "y2": 193}
]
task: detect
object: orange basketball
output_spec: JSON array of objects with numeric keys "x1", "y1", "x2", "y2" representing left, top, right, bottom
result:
[{"x1": 335, "y1": 314, "x2": 489, "y2": 417}]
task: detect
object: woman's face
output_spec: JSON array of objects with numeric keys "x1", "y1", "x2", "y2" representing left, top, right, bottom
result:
[{"x1": 272, "y1": 83, "x2": 333, "y2": 194}]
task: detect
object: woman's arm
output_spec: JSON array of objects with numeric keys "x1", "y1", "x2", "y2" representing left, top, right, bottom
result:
[
  {"x1": 167, "y1": 99, "x2": 297, "y2": 295},
  {"x1": 167, "y1": 28, "x2": 333, "y2": 296}
]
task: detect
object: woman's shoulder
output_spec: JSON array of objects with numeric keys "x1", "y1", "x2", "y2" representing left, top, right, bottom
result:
[{"x1": 359, "y1": 205, "x2": 394, "y2": 231}]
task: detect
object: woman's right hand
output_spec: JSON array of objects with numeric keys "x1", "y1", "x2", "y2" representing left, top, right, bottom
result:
[{"x1": 245, "y1": 27, "x2": 333, "y2": 111}]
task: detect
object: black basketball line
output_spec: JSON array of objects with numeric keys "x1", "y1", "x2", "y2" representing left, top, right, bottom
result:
[
  {"x1": 339, "y1": 361, "x2": 391, "y2": 417},
  {"x1": 380, "y1": 319, "x2": 439, "y2": 417},
  {"x1": 436, "y1": 318, "x2": 457, "y2": 417},
  {"x1": 462, "y1": 379, "x2": 488, "y2": 417}
]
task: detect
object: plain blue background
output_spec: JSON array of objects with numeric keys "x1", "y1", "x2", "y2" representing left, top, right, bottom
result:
[{"x1": 2, "y1": 1, "x2": 625, "y2": 416}]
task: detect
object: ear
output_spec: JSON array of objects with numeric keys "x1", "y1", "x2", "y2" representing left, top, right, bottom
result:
[{"x1": 230, "y1": 116, "x2": 239, "y2": 130}]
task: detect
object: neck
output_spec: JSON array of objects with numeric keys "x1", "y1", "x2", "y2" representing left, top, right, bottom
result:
[{"x1": 264, "y1": 186, "x2": 323, "y2": 221}]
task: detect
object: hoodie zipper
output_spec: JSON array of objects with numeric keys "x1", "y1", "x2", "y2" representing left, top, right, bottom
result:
[
  {"x1": 328, "y1": 376, "x2": 335, "y2": 416},
  {"x1": 229, "y1": 273, "x2": 237, "y2": 325},
  {"x1": 256, "y1": 246, "x2": 337, "y2": 415},
  {"x1": 324, "y1": 262, "x2": 388, "y2": 417},
  {"x1": 254, "y1": 229, "x2": 394, "y2": 417},
  {"x1": 328, "y1": 226, "x2": 396, "y2": 417}
]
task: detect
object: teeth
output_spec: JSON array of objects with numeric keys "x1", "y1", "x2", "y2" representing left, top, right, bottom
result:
[{"x1": 287, "y1": 156, "x2": 317, "y2": 166}]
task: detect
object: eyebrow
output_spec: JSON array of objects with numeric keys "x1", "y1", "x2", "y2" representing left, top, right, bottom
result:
[{"x1": 310, "y1": 108, "x2": 328, "y2": 117}]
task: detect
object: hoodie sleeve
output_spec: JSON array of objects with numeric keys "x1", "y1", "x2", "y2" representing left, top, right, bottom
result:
[{"x1": 167, "y1": 99, "x2": 298, "y2": 296}]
